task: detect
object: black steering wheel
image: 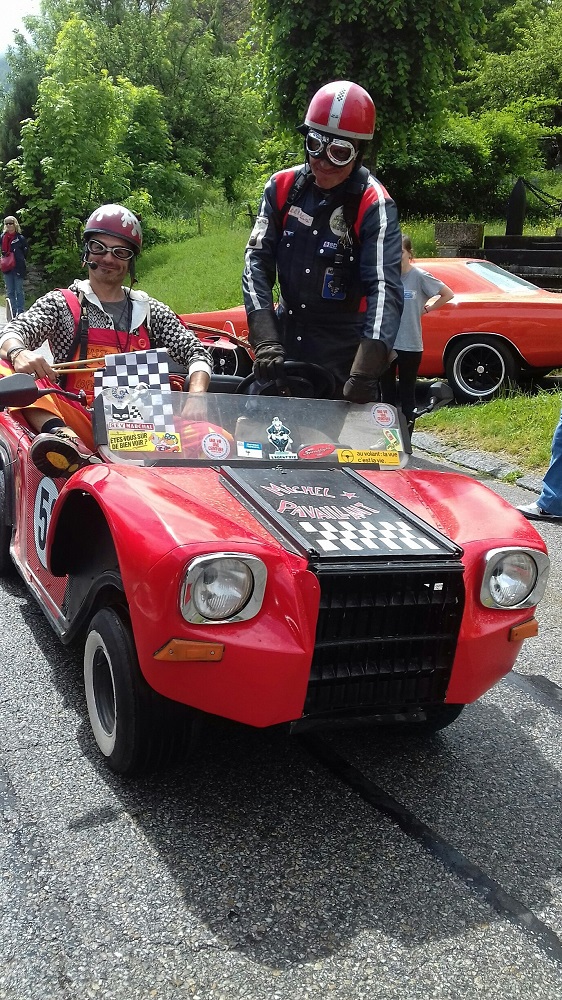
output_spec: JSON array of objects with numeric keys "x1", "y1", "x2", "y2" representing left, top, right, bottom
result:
[{"x1": 235, "y1": 360, "x2": 336, "y2": 399}]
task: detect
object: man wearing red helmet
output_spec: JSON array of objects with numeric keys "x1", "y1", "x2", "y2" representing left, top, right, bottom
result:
[
  {"x1": 243, "y1": 81, "x2": 403, "y2": 403},
  {"x1": 0, "y1": 204, "x2": 211, "y2": 478}
]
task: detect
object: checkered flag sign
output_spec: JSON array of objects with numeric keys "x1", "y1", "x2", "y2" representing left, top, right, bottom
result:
[{"x1": 94, "y1": 349, "x2": 175, "y2": 434}]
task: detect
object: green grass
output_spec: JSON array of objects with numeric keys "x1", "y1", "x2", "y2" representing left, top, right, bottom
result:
[
  {"x1": 417, "y1": 389, "x2": 560, "y2": 473},
  {"x1": 136, "y1": 224, "x2": 250, "y2": 313}
]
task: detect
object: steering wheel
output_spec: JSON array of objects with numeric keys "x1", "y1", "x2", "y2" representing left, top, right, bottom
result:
[{"x1": 235, "y1": 360, "x2": 336, "y2": 399}]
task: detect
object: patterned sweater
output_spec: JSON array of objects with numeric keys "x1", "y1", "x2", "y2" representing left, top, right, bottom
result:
[{"x1": 0, "y1": 279, "x2": 212, "y2": 375}]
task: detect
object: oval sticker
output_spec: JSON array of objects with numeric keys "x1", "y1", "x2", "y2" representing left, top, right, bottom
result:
[{"x1": 33, "y1": 478, "x2": 59, "y2": 569}]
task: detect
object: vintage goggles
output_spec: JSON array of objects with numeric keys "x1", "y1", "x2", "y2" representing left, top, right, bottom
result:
[
  {"x1": 305, "y1": 130, "x2": 357, "y2": 167},
  {"x1": 87, "y1": 238, "x2": 135, "y2": 260}
]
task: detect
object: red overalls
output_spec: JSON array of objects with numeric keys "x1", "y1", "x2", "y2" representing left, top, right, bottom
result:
[{"x1": 19, "y1": 290, "x2": 151, "y2": 450}]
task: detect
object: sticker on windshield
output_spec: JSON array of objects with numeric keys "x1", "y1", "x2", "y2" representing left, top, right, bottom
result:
[
  {"x1": 237, "y1": 441, "x2": 263, "y2": 459},
  {"x1": 202, "y1": 431, "x2": 231, "y2": 460},
  {"x1": 383, "y1": 429, "x2": 403, "y2": 450},
  {"x1": 267, "y1": 417, "x2": 297, "y2": 459},
  {"x1": 108, "y1": 429, "x2": 180, "y2": 452},
  {"x1": 371, "y1": 404, "x2": 395, "y2": 427},
  {"x1": 297, "y1": 443, "x2": 336, "y2": 460},
  {"x1": 337, "y1": 449, "x2": 401, "y2": 466}
]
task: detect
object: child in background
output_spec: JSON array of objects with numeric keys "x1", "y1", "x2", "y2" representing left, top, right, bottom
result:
[{"x1": 380, "y1": 235, "x2": 454, "y2": 432}]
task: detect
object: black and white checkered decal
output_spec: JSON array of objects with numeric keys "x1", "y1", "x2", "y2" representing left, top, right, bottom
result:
[
  {"x1": 94, "y1": 349, "x2": 175, "y2": 434},
  {"x1": 298, "y1": 518, "x2": 440, "y2": 554}
]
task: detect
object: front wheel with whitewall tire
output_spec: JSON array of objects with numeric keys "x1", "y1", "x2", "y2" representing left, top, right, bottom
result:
[
  {"x1": 445, "y1": 337, "x2": 519, "y2": 403},
  {"x1": 84, "y1": 607, "x2": 195, "y2": 776}
]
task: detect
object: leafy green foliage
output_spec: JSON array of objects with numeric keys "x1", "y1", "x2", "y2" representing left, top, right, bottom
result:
[
  {"x1": 6, "y1": 17, "x2": 133, "y2": 279},
  {"x1": 251, "y1": 0, "x2": 484, "y2": 155},
  {"x1": 381, "y1": 109, "x2": 544, "y2": 218}
]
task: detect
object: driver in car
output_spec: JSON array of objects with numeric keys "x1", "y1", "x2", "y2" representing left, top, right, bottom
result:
[
  {"x1": 242, "y1": 80, "x2": 403, "y2": 403},
  {"x1": 0, "y1": 204, "x2": 211, "y2": 479}
]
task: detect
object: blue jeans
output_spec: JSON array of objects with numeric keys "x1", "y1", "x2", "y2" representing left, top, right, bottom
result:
[
  {"x1": 539, "y1": 402, "x2": 562, "y2": 515},
  {"x1": 3, "y1": 269, "x2": 25, "y2": 316}
]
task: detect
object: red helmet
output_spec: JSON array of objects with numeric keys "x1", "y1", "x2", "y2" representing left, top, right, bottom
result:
[
  {"x1": 84, "y1": 204, "x2": 143, "y2": 253},
  {"x1": 304, "y1": 81, "x2": 376, "y2": 141}
]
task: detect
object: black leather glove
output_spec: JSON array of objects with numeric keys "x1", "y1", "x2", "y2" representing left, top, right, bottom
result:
[
  {"x1": 343, "y1": 373, "x2": 381, "y2": 404},
  {"x1": 248, "y1": 309, "x2": 286, "y2": 383},
  {"x1": 253, "y1": 341, "x2": 286, "y2": 383},
  {"x1": 343, "y1": 340, "x2": 396, "y2": 404}
]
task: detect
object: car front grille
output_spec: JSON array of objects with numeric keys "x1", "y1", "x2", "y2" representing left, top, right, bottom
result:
[{"x1": 304, "y1": 564, "x2": 465, "y2": 717}]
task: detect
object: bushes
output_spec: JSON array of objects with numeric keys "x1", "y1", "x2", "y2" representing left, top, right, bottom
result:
[{"x1": 380, "y1": 109, "x2": 544, "y2": 219}]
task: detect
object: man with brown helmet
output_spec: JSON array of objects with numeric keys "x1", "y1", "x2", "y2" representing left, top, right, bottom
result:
[{"x1": 0, "y1": 204, "x2": 211, "y2": 478}]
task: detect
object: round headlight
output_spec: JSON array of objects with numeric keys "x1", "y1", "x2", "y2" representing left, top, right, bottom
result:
[
  {"x1": 191, "y1": 558, "x2": 254, "y2": 621},
  {"x1": 487, "y1": 551, "x2": 537, "y2": 608}
]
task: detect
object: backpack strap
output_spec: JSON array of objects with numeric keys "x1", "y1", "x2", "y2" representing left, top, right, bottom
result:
[{"x1": 276, "y1": 166, "x2": 314, "y2": 226}]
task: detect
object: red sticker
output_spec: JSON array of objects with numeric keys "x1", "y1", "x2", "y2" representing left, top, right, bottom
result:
[{"x1": 297, "y1": 443, "x2": 336, "y2": 460}]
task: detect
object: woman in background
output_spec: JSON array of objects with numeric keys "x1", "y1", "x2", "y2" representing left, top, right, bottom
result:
[
  {"x1": 1, "y1": 216, "x2": 28, "y2": 318},
  {"x1": 380, "y1": 235, "x2": 454, "y2": 432}
]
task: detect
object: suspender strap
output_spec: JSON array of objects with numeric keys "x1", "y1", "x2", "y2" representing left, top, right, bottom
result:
[{"x1": 56, "y1": 288, "x2": 88, "y2": 388}]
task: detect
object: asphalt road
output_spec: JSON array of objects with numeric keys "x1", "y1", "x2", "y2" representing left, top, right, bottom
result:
[{"x1": 1, "y1": 456, "x2": 562, "y2": 1000}]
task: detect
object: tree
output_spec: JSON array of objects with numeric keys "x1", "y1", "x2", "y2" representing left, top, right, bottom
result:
[
  {"x1": 250, "y1": 0, "x2": 484, "y2": 155},
  {"x1": 6, "y1": 16, "x2": 132, "y2": 277},
  {"x1": 460, "y1": 0, "x2": 562, "y2": 111}
]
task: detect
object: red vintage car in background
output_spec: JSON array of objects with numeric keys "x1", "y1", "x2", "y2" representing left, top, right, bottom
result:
[
  {"x1": 0, "y1": 353, "x2": 549, "y2": 776},
  {"x1": 183, "y1": 258, "x2": 562, "y2": 403}
]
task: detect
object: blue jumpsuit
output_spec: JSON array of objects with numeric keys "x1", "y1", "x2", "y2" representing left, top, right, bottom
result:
[{"x1": 243, "y1": 163, "x2": 403, "y2": 388}]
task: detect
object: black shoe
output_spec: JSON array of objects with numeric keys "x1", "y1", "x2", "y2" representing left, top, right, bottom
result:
[
  {"x1": 517, "y1": 501, "x2": 562, "y2": 522},
  {"x1": 30, "y1": 430, "x2": 93, "y2": 480}
]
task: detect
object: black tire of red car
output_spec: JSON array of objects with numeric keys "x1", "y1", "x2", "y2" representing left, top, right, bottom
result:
[
  {"x1": 445, "y1": 337, "x2": 519, "y2": 403},
  {"x1": 0, "y1": 468, "x2": 13, "y2": 576},
  {"x1": 84, "y1": 607, "x2": 195, "y2": 776}
]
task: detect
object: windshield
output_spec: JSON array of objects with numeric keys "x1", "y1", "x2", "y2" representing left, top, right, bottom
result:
[
  {"x1": 94, "y1": 388, "x2": 409, "y2": 470},
  {"x1": 465, "y1": 260, "x2": 540, "y2": 293}
]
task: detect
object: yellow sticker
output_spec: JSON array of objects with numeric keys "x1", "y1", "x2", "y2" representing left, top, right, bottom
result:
[
  {"x1": 108, "y1": 430, "x2": 181, "y2": 453},
  {"x1": 336, "y1": 449, "x2": 401, "y2": 466}
]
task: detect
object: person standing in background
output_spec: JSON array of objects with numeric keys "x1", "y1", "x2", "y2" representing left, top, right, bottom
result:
[
  {"x1": 1, "y1": 216, "x2": 28, "y2": 318},
  {"x1": 380, "y1": 235, "x2": 454, "y2": 432}
]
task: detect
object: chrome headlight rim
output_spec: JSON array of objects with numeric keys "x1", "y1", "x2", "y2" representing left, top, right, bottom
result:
[
  {"x1": 480, "y1": 546, "x2": 549, "y2": 610},
  {"x1": 180, "y1": 553, "x2": 267, "y2": 624}
]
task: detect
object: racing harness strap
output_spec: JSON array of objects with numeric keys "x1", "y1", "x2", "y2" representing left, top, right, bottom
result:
[{"x1": 276, "y1": 164, "x2": 370, "y2": 295}]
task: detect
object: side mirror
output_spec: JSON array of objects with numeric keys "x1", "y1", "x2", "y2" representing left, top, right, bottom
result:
[
  {"x1": 0, "y1": 373, "x2": 41, "y2": 409},
  {"x1": 414, "y1": 380, "x2": 454, "y2": 419}
]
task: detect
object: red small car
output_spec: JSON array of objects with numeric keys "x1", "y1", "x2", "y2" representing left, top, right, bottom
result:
[
  {"x1": 0, "y1": 354, "x2": 549, "y2": 775},
  {"x1": 184, "y1": 258, "x2": 562, "y2": 402}
]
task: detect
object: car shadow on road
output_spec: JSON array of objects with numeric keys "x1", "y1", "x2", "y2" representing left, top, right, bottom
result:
[{"x1": 12, "y1": 575, "x2": 562, "y2": 969}]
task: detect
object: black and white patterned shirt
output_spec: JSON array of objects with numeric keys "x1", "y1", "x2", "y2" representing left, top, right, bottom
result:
[{"x1": 0, "y1": 279, "x2": 212, "y2": 376}]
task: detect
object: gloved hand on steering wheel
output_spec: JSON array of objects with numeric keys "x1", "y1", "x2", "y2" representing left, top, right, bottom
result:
[
  {"x1": 253, "y1": 342, "x2": 286, "y2": 383},
  {"x1": 248, "y1": 308, "x2": 286, "y2": 384},
  {"x1": 343, "y1": 339, "x2": 396, "y2": 404}
]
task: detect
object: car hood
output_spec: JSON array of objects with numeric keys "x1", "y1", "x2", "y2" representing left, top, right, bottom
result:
[{"x1": 94, "y1": 462, "x2": 543, "y2": 559}]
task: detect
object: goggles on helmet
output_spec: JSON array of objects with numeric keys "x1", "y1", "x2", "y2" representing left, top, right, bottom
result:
[
  {"x1": 87, "y1": 238, "x2": 135, "y2": 261},
  {"x1": 305, "y1": 130, "x2": 357, "y2": 167}
]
